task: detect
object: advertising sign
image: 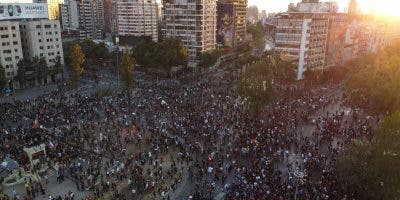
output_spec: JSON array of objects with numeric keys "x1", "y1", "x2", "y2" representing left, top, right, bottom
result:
[{"x1": 0, "y1": 3, "x2": 48, "y2": 20}]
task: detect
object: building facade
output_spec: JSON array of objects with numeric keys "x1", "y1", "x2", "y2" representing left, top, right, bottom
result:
[
  {"x1": 60, "y1": 0, "x2": 79, "y2": 30},
  {"x1": 19, "y1": 20, "x2": 64, "y2": 66},
  {"x1": 78, "y1": 0, "x2": 105, "y2": 39},
  {"x1": 117, "y1": 0, "x2": 158, "y2": 42},
  {"x1": 0, "y1": 21, "x2": 23, "y2": 79},
  {"x1": 163, "y1": 0, "x2": 217, "y2": 66},
  {"x1": 216, "y1": 0, "x2": 247, "y2": 48},
  {"x1": 104, "y1": 0, "x2": 118, "y2": 35},
  {"x1": 267, "y1": 0, "x2": 336, "y2": 80}
]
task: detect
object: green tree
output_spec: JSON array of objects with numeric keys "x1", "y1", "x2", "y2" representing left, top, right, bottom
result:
[
  {"x1": 35, "y1": 57, "x2": 48, "y2": 85},
  {"x1": 337, "y1": 111, "x2": 400, "y2": 200},
  {"x1": 237, "y1": 60, "x2": 275, "y2": 116},
  {"x1": 0, "y1": 62, "x2": 6, "y2": 90},
  {"x1": 16, "y1": 59, "x2": 29, "y2": 88},
  {"x1": 198, "y1": 49, "x2": 223, "y2": 69},
  {"x1": 120, "y1": 50, "x2": 135, "y2": 96},
  {"x1": 247, "y1": 22, "x2": 265, "y2": 51},
  {"x1": 53, "y1": 55, "x2": 64, "y2": 81},
  {"x1": 156, "y1": 38, "x2": 188, "y2": 71},
  {"x1": 70, "y1": 43, "x2": 85, "y2": 85}
]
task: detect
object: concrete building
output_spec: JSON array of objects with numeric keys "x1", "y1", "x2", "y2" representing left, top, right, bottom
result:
[
  {"x1": 19, "y1": 19, "x2": 64, "y2": 84},
  {"x1": 0, "y1": 21, "x2": 23, "y2": 79},
  {"x1": 19, "y1": 20, "x2": 64, "y2": 66},
  {"x1": 60, "y1": 0, "x2": 105, "y2": 39},
  {"x1": 163, "y1": 0, "x2": 217, "y2": 67},
  {"x1": 267, "y1": 0, "x2": 337, "y2": 80},
  {"x1": 116, "y1": 0, "x2": 158, "y2": 42},
  {"x1": 60, "y1": 0, "x2": 79, "y2": 30},
  {"x1": 33, "y1": 0, "x2": 60, "y2": 20},
  {"x1": 104, "y1": 0, "x2": 118, "y2": 35},
  {"x1": 216, "y1": 0, "x2": 247, "y2": 48},
  {"x1": 325, "y1": 13, "x2": 347, "y2": 67}
]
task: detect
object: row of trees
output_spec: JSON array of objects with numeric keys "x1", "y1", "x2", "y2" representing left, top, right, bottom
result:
[
  {"x1": 68, "y1": 43, "x2": 135, "y2": 93},
  {"x1": 345, "y1": 42, "x2": 400, "y2": 115},
  {"x1": 16, "y1": 56, "x2": 63, "y2": 88},
  {"x1": 336, "y1": 41, "x2": 400, "y2": 199}
]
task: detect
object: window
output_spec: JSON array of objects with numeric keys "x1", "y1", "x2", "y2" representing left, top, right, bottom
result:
[
  {"x1": 38, "y1": 32, "x2": 41, "y2": 36},
  {"x1": 7, "y1": 72, "x2": 10, "y2": 76},
  {"x1": 14, "y1": 49, "x2": 18, "y2": 52},
  {"x1": 40, "y1": 53, "x2": 44, "y2": 57},
  {"x1": 40, "y1": 46, "x2": 43, "y2": 50},
  {"x1": 56, "y1": 38, "x2": 58, "y2": 41},
  {"x1": 12, "y1": 34, "x2": 16, "y2": 37},
  {"x1": 11, "y1": 26, "x2": 15, "y2": 30},
  {"x1": 44, "y1": 25, "x2": 51, "y2": 29},
  {"x1": 15, "y1": 56, "x2": 19, "y2": 60},
  {"x1": 39, "y1": 39, "x2": 42, "y2": 42},
  {"x1": 5, "y1": 57, "x2": 12, "y2": 61},
  {"x1": 1, "y1": 35, "x2": 9, "y2": 38},
  {"x1": 3, "y1": 50, "x2": 11, "y2": 54},
  {"x1": 36, "y1": 25, "x2": 41, "y2": 29},
  {"x1": 13, "y1": 41, "x2": 17, "y2": 45}
]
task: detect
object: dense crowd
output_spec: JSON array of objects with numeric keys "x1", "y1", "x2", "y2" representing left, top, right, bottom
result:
[{"x1": 0, "y1": 67, "x2": 375, "y2": 200}]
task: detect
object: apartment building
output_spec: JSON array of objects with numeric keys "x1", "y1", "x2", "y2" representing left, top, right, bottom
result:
[
  {"x1": 163, "y1": 0, "x2": 217, "y2": 67},
  {"x1": 217, "y1": 0, "x2": 247, "y2": 48},
  {"x1": 0, "y1": 21, "x2": 23, "y2": 79},
  {"x1": 78, "y1": 0, "x2": 105, "y2": 39},
  {"x1": 60, "y1": 0, "x2": 79, "y2": 30},
  {"x1": 267, "y1": 0, "x2": 336, "y2": 80},
  {"x1": 117, "y1": 0, "x2": 158, "y2": 42},
  {"x1": 104, "y1": 0, "x2": 118, "y2": 35},
  {"x1": 19, "y1": 20, "x2": 64, "y2": 66}
]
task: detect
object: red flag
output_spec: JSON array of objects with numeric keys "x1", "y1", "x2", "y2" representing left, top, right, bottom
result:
[{"x1": 32, "y1": 114, "x2": 39, "y2": 129}]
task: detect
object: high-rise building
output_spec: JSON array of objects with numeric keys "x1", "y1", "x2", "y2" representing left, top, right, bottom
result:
[
  {"x1": 348, "y1": 0, "x2": 358, "y2": 16},
  {"x1": 217, "y1": 0, "x2": 247, "y2": 48},
  {"x1": 19, "y1": 20, "x2": 64, "y2": 67},
  {"x1": 60, "y1": 0, "x2": 79, "y2": 30},
  {"x1": 0, "y1": 3, "x2": 64, "y2": 87},
  {"x1": 0, "y1": 21, "x2": 23, "y2": 79},
  {"x1": 163, "y1": 0, "x2": 217, "y2": 67},
  {"x1": 60, "y1": 0, "x2": 105, "y2": 39},
  {"x1": 78, "y1": 0, "x2": 105, "y2": 39},
  {"x1": 33, "y1": 0, "x2": 60, "y2": 20},
  {"x1": 104, "y1": 0, "x2": 118, "y2": 35},
  {"x1": 116, "y1": 0, "x2": 158, "y2": 42},
  {"x1": 268, "y1": 0, "x2": 337, "y2": 80}
]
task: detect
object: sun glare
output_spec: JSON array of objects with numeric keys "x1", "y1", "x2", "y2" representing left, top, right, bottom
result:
[{"x1": 353, "y1": 0, "x2": 400, "y2": 17}]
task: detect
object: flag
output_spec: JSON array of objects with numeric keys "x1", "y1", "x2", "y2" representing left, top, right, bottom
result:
[{"x1": 32, "y1": 114, "x2": 39, "y2": 129}]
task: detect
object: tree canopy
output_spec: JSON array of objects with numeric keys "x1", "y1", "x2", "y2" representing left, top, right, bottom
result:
[
  {"x1": 336, "y1": 111, "x2": 400, "y2": 200},
  {"x1": 132, "y1": 37, "x2": 188, "y2": 72},
  {"x1": 237, "y1": 59, "x2": 275, "y2": 115},
  {"x1": 70, "y1": 43, "x2": 85, "y2": 85},
  {"x1": 198, "y1": 49, "x2": 223, "y2": 69},
  {"x1": 247, "y1": 22, "x2": 266, "y2": 51},
  {"x1": 345, "y1": 42, "x2": 400, "y2": 114},
  {"x1": 120, "y1": 50, "x2": 135, "y2": 93}
]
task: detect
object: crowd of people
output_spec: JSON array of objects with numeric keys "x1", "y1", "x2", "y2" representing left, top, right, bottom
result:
[{"x1": 0, "y1": 65, "x2": 375, "y2": 200}]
